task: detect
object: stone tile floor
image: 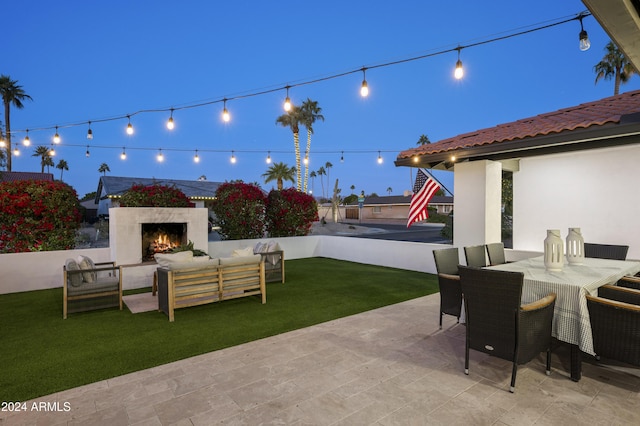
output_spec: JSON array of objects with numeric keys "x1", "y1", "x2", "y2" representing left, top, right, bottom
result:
[{"x1": 2, "y1": 293, "x2": 639, "y2": 425}]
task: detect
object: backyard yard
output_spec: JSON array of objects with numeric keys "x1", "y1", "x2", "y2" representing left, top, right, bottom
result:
[{"x1": 0, "y1": 257, "x2": 437, "y2": 402}]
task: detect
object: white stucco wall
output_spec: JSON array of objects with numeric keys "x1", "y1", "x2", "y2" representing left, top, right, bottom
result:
[{"x1": 512, "y1": 143, "x2": 640, "y2": 259}]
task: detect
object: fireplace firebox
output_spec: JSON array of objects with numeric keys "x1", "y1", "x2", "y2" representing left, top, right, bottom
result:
[{"x1": 141, "y1": 223, "x2": 187, "y2": 262}]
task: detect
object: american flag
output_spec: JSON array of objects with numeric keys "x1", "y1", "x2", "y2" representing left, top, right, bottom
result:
[{"x1": 407, "y1": 169, "x2": 440, "y2": 228}]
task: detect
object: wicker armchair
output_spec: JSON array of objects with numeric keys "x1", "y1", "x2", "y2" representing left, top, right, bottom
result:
[
  {"x1": 584, "y1": 243, "x2": 629, "y2": 260},
  {"x1": 433, "y1": 247, "x2": 462, "y2": 329},
  {"x1": 464, "y1": 245, "x2": 487, "y2": 267},
  {"x1": 586, "y1": 285, "x2": 640, "y2": 366},
  {"x1": 459, "y1": 266, "x2": 556, "y2": 392},
  {"x1": 486, "y1": 242, "x2": 507, "y2": 266}
]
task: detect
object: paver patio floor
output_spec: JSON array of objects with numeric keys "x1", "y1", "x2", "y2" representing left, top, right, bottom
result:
[{"x1": 2, "y1": 293, "x2": 639, "y2": 425}]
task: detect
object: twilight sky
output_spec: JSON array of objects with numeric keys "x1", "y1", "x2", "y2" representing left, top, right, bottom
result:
[{"x1": 4, "y1": 0, "x2": 639, "y2": 199}]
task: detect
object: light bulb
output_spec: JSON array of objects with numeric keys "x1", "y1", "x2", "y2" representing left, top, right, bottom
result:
[
  {"x1": 166, "y1": 116, "x2": 175, "y2": 130},
  {"x1": 0, "y1": 139, "x2": 5, "y2": 148},
  {"x1": 579, "y1": 30, "x2": 590, "y2": 51},
  {"x1": 266, "y1": 152, "x2": 271, "y2": 164},
  {"x1": 23, "y1": 131, "x2": 30, "y2": 146},
  {"x1": 13, "y1": 147, "x2": 20, "y2": 156},
  {"x1": 87, "y1": 122, "x2": 93, "y2": 140},
  {"x1": 86, "y1": 146, "x2": 90, "y2": 157},
  {"x1": 303, "y1": 156, "x2": 309, "y2": 165},
  {"x1": 454, "y1": 59, "x2": 464, "y2": 79},
  {"x1": 49, "y1": 147, "x2": 55, "y2": 156},
  {"x1": 120, "y1": 149, "x2": 127, "y2": 160},
  {"x1": 194, "y1": 151, "x2": 200, "y2": 163},
  {"x1": 126, "y1": 123, "x2": 134, "y2": 135},
  {"x1": 340, "y1": 151, "x2": 344, "y2": 163},
  {"x1": 360, "y1": 80, "x2": 369, "y2": 97},
  {"x1": 230, "y1": 151, "x2": 236, "y2": 163},
  {"x1": 157, "y1": 150, "x2": 164, "y2": 162},
  {"x1": 377, "y1": 152, "x2": 383, "y2": 164},
  {"x1": 284, "y1": 96, "x2": 291, "y2": 112},
  {"x1": 222, "y1": 99, "x2": 231, "y2": 122},
  {"x1": 53, "y1": 127, "x2": 60, "y2": 144}
]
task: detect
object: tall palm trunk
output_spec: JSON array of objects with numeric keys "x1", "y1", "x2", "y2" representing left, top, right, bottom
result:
[
  {"x1": 303, "y1": 129, "x2": 312, "y2": 193},
  {"x1": 294, "y1": 132, "x2": 301, "y2": 191},
  {"x1": 4, "y1": 100, "x2": 11, "y2": 171},
  {"x1": 615, "y1": 68, "x2": 621, "y2": 95}
]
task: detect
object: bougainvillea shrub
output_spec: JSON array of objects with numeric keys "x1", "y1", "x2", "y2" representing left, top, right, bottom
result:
[
  {"x1": 0, "y1": 180, "x2": 81, "y2": 253},
  {"x1": 265, "y1": 188, "x2": 318, "y2": 237},
  {"x1": 211, "y1": 181, "x2": 267, "y2": 240},
  {"x1": 119, "y1": 184, "x2": 192, "y2": 207}
]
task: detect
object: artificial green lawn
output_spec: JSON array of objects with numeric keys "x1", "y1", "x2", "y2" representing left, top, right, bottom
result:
[{"x1": 0, "y1": 257, "x2": 438, "y2": 401}]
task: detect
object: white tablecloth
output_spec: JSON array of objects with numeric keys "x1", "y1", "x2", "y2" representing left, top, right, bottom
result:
[{"x1": 487, "y1": 256, "x2": 640, "y2": 355}]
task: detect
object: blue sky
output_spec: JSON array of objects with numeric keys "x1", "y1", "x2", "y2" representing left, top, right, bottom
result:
[{"x1": 4, "y1": 0, "x2": 639, "y2": 199}]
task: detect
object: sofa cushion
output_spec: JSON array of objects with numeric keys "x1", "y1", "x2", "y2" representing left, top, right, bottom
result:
[
  {"x1": 232, "y1": 246, "x2": 254, "y2": 257},
  {"x1": 219, "y1": 254, "x2": 261, "y2": 266},
  {"x1": 77, "y1": 256, "x2": 97, "y2": 283},
  {"x1": 192, "y1": 255, "x2": 212, "y2": 262},
  {"x1": 65, "y1": 259, "x2": 83, "y2": 287},
  {"x1": 168, "y1": 259, "x2": 219, "y2": 271},
  {"x1": 155, "y1": 251, "x2": 193, "y2": 268}
]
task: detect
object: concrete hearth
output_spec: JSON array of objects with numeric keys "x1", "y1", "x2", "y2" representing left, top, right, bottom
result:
[{"x1": 109, "y1": 207, "x2": 208, "y2": 265}]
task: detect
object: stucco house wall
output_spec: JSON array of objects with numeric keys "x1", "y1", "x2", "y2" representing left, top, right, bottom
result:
[{"x1": 512, "y1": 143, "x2": 640, "y2": 259}]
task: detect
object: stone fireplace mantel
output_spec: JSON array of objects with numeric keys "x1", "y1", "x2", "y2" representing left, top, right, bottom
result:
[{"x1": 109, "y1": 207, "x2": 208, "y2": 265}]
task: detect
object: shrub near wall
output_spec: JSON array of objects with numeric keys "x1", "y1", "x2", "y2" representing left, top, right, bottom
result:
[
  {"x1": 0, "y1": 180, "x2": 81, "y2": 253},
  {"x1": 119, "y1": 183, "x2": 192, "y2": 207},
  {"x1": 212, "y1": 182, "x2": 267, "y2": 240},
  {"x1": 266, "y1": 188, "x2": 318, "y2": 237}
]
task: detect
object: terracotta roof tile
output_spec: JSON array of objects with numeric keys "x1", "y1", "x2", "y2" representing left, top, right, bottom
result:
[{"x1": 398, "y1": 90, "x2": 640, "y2": 159}]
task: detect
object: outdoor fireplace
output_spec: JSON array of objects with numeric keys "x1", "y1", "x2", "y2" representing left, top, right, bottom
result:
[
  {"x1": 109, "y1": 207, "x2": 208, "y2": 265},
  {"x1": 141, "y1": 223, "x2": 187, "y2": 262}
]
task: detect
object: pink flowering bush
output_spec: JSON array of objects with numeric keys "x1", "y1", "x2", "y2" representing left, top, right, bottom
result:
[
  {"x1": 211, "y1": 182, "x2": 267, "y2": 240},
  {"x1": 119, "y1": 184, "x2": 192, "y2": 207},
  {"x1": 265, "y1": 188, "x2": 318, "y2": 237},
  {"x1": 0, "y1": 180, "x2": 81, "y2": 253}
]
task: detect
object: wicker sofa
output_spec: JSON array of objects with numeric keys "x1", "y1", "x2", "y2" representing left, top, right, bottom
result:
[
  {"x1": 63, "y1": 256, "x2": 123, "y2": 319},
  {"x1": 155, "y1": 251, "x2": 266, "y2": 322}
]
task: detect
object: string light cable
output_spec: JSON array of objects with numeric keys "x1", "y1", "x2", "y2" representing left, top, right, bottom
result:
[{"x1": 7, "y1": 11, "x2": 591, "y2": 154}]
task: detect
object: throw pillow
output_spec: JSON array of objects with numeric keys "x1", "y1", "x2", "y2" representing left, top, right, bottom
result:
[
  {"x1": 77, "y1": 256, "x2": 97, "y2": 283},
  {"x1": 65, "y1": 259, "x2": 83, "y2": 287},
  {"x1": 232, "y1": 246, "x2": 254, "y2": 257},
  {"x1": 154, "y1": 251, "x2": 194, "y2": 268},
  {"x1": 254, "y1": 242, "x2": 266, "y2": 254}
]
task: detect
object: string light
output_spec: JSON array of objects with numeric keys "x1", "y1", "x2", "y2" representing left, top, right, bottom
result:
[
  {"x1": 126, "y1": 115, "x2": 134, "y2": 135},
  {"x1": 194, "y1": 150, "x2": 200, "y2": 163},
  {"x1": 578, "y1": 12, "x2": 590, "y2": 51},
  {"x1": 9, "y1": 11, "x2": 590, "y2": 150},
  {"x1": 49, "y1": 146, "x2": 56, "y2": 156},
  {"x1": 23, "y1": 130, "x2": 30, "y2": 146},
  {"x1": 360, "y1": 67, "x2": 369, "y2": 97},
  {"x1": 86, "y1": 145, "x2": 90, "y2": 157},
  {"x1": 283, "y1": 86, "x2": 292, "y2": 112},
  {"x1": 13, "y1": 147, "x2": 20, "y2": 156},
  {"x1": 230, "y1": 150, "x2": 236, "y2": 163},
  {"x1": 454, "y1": 47, "x2": 464, "y2": 80},
  {"x1": 377, "y1": 151, "x2": 383, "y2": 164},
  {"x1": 222, "y1": 99, "x2": 231, "y2": 122},
  {"x1": 266, "y1": 151, "x2": 272, "y2": 164},
  {"x1": 0, "y1": 137, "x2": 5, "y2": 148},
  {"x1": 340, "y1": 151, "x2": 344, "y2": 162},
  {"x1": 167, "y1": 109, "x2": 175, "y2": 130},
  {"x1": 157, "y1": 149, "x2": 164, "y2": 162},
  {"x1": 303, "y1": 155, "x2": 309, "y2": 165},
  {"x1": 53, "y1": 126, "x2": 61, "y2": 144},
  {"x1": 120, "y1": 147, "x2": 127, "y2": 160}
]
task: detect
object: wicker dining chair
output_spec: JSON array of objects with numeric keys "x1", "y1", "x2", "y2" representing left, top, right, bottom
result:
[
  {"x1": 432, "y1": 247, "x2": 463, "y2": 329},
  {"x1": 586, "y1": 285, "x2": 640, "y2": 366},
  {"x1": 618, "y1": 275, "x2": 640, "y2": 290},
  {"x1": 584, "y1": 243, "x2": 629, "y2": 260},
  {"x1": 459, "y1": 266, "x2": 557, "y2": 392},
  {"x1": 486, "y1": 242, "x2": 507, "y2": 266},
  {"x1": 464, "y1": 245, "x2": 487, "y2": 267}
]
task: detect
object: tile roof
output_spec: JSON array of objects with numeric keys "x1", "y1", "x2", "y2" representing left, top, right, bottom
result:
[
  {"x1": 96, "y1": 176, "x2": 223, "y2": 200},
  {"x1": 397, "y1": 89, "x2": 640, "y2": 160},
  {"x1": 0, "y1": 172, "x2": 54, "y2": 182}
]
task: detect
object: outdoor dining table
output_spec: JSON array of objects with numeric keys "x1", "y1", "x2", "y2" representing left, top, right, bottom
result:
[{"x1": 486, "y1": 255, "x2": 640, "y2": 382}]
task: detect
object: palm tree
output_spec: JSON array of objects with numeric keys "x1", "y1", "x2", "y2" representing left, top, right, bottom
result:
[
  {"x1": 350, "y1": 184, "x2": 355, "y2": 193},
  {"x1": 0, "y1": 75, "x2": 33, "y2": 172},
  {"x1": 317, "y1": 166, "x2": 326, "y2": 199},
  {"x1": 387, "y1": 187, "x2": 393, "y2": 195},
  {"x1": 594, "y1": 41, "x2": 638, "y2": 95},
  {"x1": 32, "y1": 145, "x2": 53, "y2": 173},
  {"x1": 262, "y1": 162, "x2": 295, "y2": 190},
  {"x1": 56, "y1": 159, "x2": 69, "y2": 181},
  {"x1": 309, "y1": 170, "x2": 317, "y2": 195},
  {"x1": 98, "y1": 163, "x2": 110, "y2": 176},
  {"x1": 416, "y1": 134, "x2": 431, "y2": 145},
  {"x1": 325, "y1": 162, "x2": 333, "y2": 198},
  {"x1": 299, "y1": 98, "x2": 324, "y2": 193},
  {"x1": 276, "y1": 105, "x2": 303, "y2": 191}
]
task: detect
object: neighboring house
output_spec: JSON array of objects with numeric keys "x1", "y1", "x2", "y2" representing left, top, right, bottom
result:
[
  {"x1": 0, "y1": 171, "x2": 54, "y2": 183},
  {"x1": 95, "y1": 176, "x2": 223, "y2": 217},
  {"x1": 396, "y1": 90, "x2": 640, "y2": 258},
  {"x1": 344, "y1": 195, "x2": 453, "y2": 221},
  {"x1": 80, "y1": 199, "x2": 99, "y2": 223}
]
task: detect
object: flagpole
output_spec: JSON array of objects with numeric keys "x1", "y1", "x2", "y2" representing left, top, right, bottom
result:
[{"x1": 421, "y1": 168, "x2": 453, "y2": 196}]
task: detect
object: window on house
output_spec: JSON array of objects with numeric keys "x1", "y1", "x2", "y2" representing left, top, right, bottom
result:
[{"x1": 373, "y1": 206, "x2": 382, "y2": 213}]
